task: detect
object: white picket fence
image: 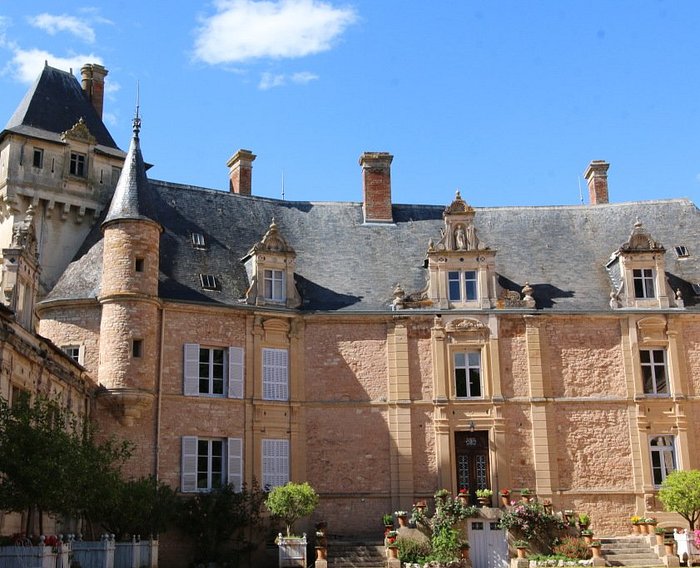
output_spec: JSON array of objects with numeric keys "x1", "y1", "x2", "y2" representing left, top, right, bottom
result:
[{"x1": 0, "y1": 536, "x2": 158, "y2": 568}]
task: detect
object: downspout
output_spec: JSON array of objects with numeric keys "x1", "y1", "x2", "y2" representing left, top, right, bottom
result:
[{"x1": 155, "y1": 307, "x2": 165, "y2": 479}]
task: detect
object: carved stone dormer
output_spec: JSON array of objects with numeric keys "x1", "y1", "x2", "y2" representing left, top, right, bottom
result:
[
  {"x1": 426, "y1": 191, "x2": 497, "y2": 309},
  {"x1": 61, "y1": 117, "x2": 97, "y2": 145},
  {"x1": 1, "y1": 205, "x2": 41, "y2": 330},
  {"x1": 242, "y1": 219, "x2": 301, "y2": 308},
  {"x1": 607, "y1": 219, "x2": 673, "y2": 309}
]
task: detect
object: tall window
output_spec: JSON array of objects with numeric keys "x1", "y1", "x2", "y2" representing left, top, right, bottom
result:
[
  {"x1": 183, "y1": 344, "x2": 244, "y2": 398},
  {"x1": 262, "y1": 439, "x2": 289, "y2": 489},
  {"x1": 649, "y1": 435, "x2": 676, "y2": 486},
  {"x1": 69, "y1": 152, "x2": 86, "y2": 177},
  {"x1": 181, "y1": 437, "x2": 243, "y2": 492},
  {"x1": 263, "y1": 348, "x2": 289, "y2": 401},
  {"x1": 641, "y1": 349, "x2": 668, "y2": 395},
  {"x1": 454, "y1": 351, "x2": 482, "y2": 398},
  {"x1": 633, "y1": 268, "x2": 655, "y2": 299},
  {"x1": 32, "y1": 148, "x2": 43, "y2": 168},
  {"x1": 263, "y1": 269, "x2": 285, "y2": 302},
  {"x1": 448, "y1": 271, "x2": 478, "y2": 302}
]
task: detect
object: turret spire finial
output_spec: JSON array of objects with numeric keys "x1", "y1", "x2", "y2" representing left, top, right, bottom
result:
[{"x1": 132, "y1": 80, "x2": 141, "y2": 136}]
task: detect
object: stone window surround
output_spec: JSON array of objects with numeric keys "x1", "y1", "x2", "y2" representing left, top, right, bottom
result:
[
  {"x1": 640, "y1": 348, "x2": 669, "y2": 396},
  {"x1": 648, "y1": 434, "x2": 676, "y2": 487},
  {"x1": 453, "y1": 350, "x2": 482, "y2": 399}
]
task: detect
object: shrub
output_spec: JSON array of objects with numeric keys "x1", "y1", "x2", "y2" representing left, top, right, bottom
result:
[
  {"x1": 396, "y1": 536, "x2": 431, "y2": 563},
  {"x1": 265, "y1": 482, "x2": 318, "y2": 537},
  {"x1": 498, "y1": 501, "x2": 565, "y2": 551},
  {"x1": 553, "y1": 536, "x2": 591, "y2": 560}
]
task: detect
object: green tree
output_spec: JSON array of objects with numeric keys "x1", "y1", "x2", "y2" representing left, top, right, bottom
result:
[
  {"x1": 176, "y1": 481, "x2": 268, "y2": 566},
  {"x1": 0, "y1": 395, "x2": 131, "y2": 534},
  {"x1": 265, "y1": 482, "x2": 318, "y2": 537},
  {"x1": 659, "y1": 470, "x2": 700, "y2": 530}
]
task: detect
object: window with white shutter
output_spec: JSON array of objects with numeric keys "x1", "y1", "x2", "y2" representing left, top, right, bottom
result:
[
  {"x1": 228, "y1": 437, "x2": 243, "y2": 490},
  {"x1": 184, "y1": 344, "x2": 245, "y2": 397},
  {"x1": 228, "y1": 347, "x2": 244, "y2": 399},
  {"x1": 262, "y1": 348, "x2": 288, "y2": 401},
  {"x1": 262, "y1": 439, "x2": 289, "y2": 489},
  {"x1": 181, "y1": 436, "x2": 198, "y2": 492}
]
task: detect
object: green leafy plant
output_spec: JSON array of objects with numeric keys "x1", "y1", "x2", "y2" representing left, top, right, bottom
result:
[
  {"x1": 513, "y1": 539, "x2": 529, "y2": 548},
  {"x1": 589, "y1": 540, "x2": 602, "y2": 548},
  {"x1": 396, "y1": 535, "x2": 431, "y2": 563},
  {"x1": 520, "y1": 488, "x2": 531, "y2": 496},
  {"x1": 382, "y1": 513, "x2": 394, "y2": 526},
  {"x1": 578, "y1": 513, "x2": 590, "y2": 526},
  {"x1": 580, "y1": 529, "x2": 593, "y2": 536},
  {"x1": 498, "y1": 501, "x2": 565, "y2": 552},
  {"x1": 552, "y1": 536, "x2": 591, "y2": 560},
  {"x1": 659, "y1": 470, "x2": 700, "y2": 530},
  {"x1": 265, "y1": 482, "x2": 318, "y2": 537},
  {"x1": 476, "y1": 488, "x2": 493, "y2": 498}
]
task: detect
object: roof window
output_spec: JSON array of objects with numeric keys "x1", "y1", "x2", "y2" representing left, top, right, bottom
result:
[
  {"x1": 199, "y1": 274, "x2": 219, "y2": 290},
  {"x1": 674, "y1": 245, "x2": 689, "y2": 258},
  {"x1": 192, "y1": 233, "x2": 206, "y2": 249}
]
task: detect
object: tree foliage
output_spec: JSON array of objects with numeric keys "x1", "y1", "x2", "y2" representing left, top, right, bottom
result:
[
  {"x1": 0, "y1": 395, "x2": 131, "y2": 534},
  {"x1": 265, "y1": 482, "x2": 318, "y2": 537},
  {"x1": 659, "y1": 470, "x2": 700, "y2": 530},
  {"x1": 176, "y1": 481, "x2": 268, "y2": 566}
]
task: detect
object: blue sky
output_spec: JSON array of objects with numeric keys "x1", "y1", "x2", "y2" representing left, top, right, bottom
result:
[{"x1": 1, "y1": 1, "x2": 699, "y2": 207}]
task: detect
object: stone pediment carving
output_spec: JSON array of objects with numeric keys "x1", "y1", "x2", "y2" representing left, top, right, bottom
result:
[
  {"x1": 637, "y1": 317, "x2": 667, "y2": 344},
  {"x1": 430, "y1": 191, "x2": 489, "y2": 253},
  {"x1": 249, "y1": 219, "x2": 295, "y2": 256},
  {"x1": 61, "y1": 117, "x2": 96, "y2": 145},
  {"x1": 9, "y1": 206, "x2": 38, "y2": 260},
  {"x1": 619, "y1": 220, "x2": 665, "y2": 254},
  {"x1": 391, "y1": 282, "x2": 432, "y2": 310},
  {"x1": 445, "y1": 318, "x2": 487, "y2": 332},
  {"x1": 444, "y1": 190, "x2": 475, "y2": 216}
]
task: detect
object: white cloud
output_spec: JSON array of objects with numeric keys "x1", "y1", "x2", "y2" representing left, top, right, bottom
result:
[
  {"x1": 258, "y1": 70, "x2": 319, "y2": 89},
  {"x1": 29, "y1": 13, "x2": 96, "y2": 43},
  {"x1": 7, "y1": 48, "x2": 103, "y2": 83},
  {"x1": 194, "y1": 0, "x2": 357, "y2": 64}
]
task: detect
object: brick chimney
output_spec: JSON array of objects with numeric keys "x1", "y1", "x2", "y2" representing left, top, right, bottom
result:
[
  {"x1": 227, "y1": 150, "x2": 256, "y2": 195},
  {"x1": 583, "y1": 160, "x2": 610, "y2": 205},
  {"x1": 81, "y1": 64, "x2": 108, "y2": 119},
  {"x1": 359, "y1": 152, "x2": 393, "y2": 223}
]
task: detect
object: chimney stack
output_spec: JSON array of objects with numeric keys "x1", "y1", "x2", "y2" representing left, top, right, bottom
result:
[
  {"x1": 227, "y1": 149, "x2": 256, "y2": 195},
  {"x1": 81, "y1": 64, "x2": 108, "y2": 119},
  {"x1": 583, "y1": 160, "x2": 610, "y2": 205},
  {"x1": 359, "y1": 152, "x2": 393, "y2": 223}
]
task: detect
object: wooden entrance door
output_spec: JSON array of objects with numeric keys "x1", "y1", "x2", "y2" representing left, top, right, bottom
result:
[{"x1": 455, "y1": 431, "x2": 490, "y2": 504}]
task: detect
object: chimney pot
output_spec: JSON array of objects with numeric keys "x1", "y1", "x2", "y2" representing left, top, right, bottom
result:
[
  {"x1": 81, "y1": 63, "x2": 108, "y2": 119},
  {"x1": 227, "y1": 149, "x2": 256, "y2": 195},
  {"x1": 359, "y1": 152, "x2": 393, "y2": 223},
  {"x1": 583, "y1": 160, "x2": 610, "y2": 205}
]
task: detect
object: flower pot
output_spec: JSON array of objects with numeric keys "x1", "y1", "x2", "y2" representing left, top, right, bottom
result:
[
  {"x1": 656, "y1": 533, "x2": 665, "y2": 546},
  {"x1": 632, "y1": 523, "x2": 641, "y2": 535},
  {"x1": 460, "y1": 546, "x2": 470, "y2": 560},
  {"x1": 516, "y1": 547, "x2": 528, "y2": 559},
  {"x1": 458, "y1": 494, "x2": 469, "y2": 505},
  {"x1": 384, "y1": 524, "x2": 394, "y2": 535},
  {"x1": 664, "y1": 541, "x2": 675, "y2": 556},
  {"x1": 500, "y1": 495, "x2": 510, "y2": 507},
  {"x1": 388, "y1": 545, "x2": 399, "y2": 559},
  {"x1": 478, "y1": 497, "x2": 490, "y2": 507},
  {"x1": 397, "y1": 515, "x2": 408, "y2": 527},
  {"x1": 590, "y1": 546, "x2": 602, "y2": 559},
  {"x1": 583, "y1": 535, "x2": 593, "y2": 545},
  {"x1": 640, "y1": 523, "x2": 649, "y2": 535},
  {"x1": 316, "y1": 547, "x2": 327, "y2": 560}
]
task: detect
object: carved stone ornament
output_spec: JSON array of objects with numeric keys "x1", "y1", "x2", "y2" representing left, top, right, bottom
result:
[
  {"x1": 499, "y1": 289, "x2": 522, "y2": 308},
  {"x1": 444, "y1": 190, "x2": 475, "y2": 216},
  {"x1": 445, "y1": 318, "x2": 487, "y2": 332},
  {"x1": 391, "y1": 282, "x2": 432, "y2": 310},
  {"x1": 9, "y1": 206, "x2": 39, "y2": 260},
  {"x1": 61, "y1": 117, "x2": 97, "y2": 145},
  {"x1": 429, "y1": 191, "x2": 488, "y2": 254},
  {"x1": 250, "y1": 218, "x2": 295, "y2": 255},
  {"x1": 619, "y1": 219, "x2": 665, "y2": 253}
]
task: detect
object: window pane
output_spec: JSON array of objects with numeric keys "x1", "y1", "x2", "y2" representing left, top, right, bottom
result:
[
  {"x1": 468, "y1": 352, "x2": 481, "y2": 367},
  {"x1": 464, "y1": 271, "x2": 477, "y2": 300},
  {"x1": 454, "y1": 353, "x2": 465, "y2": 367},
  {"x1": 455, "y1": 368, "x2": 467, "y2": 397},
  {"x1": 469, "y1": 368, "x2": 481, "y2": 397},
  {"x1": 448, "y1": 272, "x2": 461, "y2": 301}
]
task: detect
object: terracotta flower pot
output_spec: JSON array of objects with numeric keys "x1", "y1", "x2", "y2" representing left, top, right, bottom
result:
[
  {"x1": 664, "y1": 541, "x2": 675, "y2": 556},
  {"x1": 590, "y1": 546, "x2": 602, "y2": 559},
  {"x1": 632, "y1": 523, "x2": 640, "y2": 535},
  {"x1": 388, "y1": 545, "x2": 399, "y2": 559},
  {"x1": 500, "y1": 495, "x2": 510, "y2": 507},
  {"x1": 656, "y1": 533, "x2": 665, "y2": 546},
  {"x1": 316, "y1": 547, "x2": 327, "y2": 560},
  {"x1": 397, "y1": 515, "x2": 408, "y2": 527},
  {"x1": 516, "y1": 547, "x2": 528, "y2": 559},
  {"x1": 460, "y1": 547, "x2": 470, "y2": 560}
]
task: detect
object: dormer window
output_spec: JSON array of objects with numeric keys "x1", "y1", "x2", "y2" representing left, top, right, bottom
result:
[
  {"x1": 69, "y1": 152, "x2": 86, "y2": 177},
  {"x1": 633, "y1": 268, "x2": 655, "y2": 299},
  {"x1": 192, "y1": 233, "x2": 206, "y2": 249},
  {"x1": 264, "y1": 269, "x2": 285, "y2": 302},
  {"x1": 200, "y1": 274, "x2": 219, "y2": 290},
  {"x1": 674, "y1": 245, "x2": 689, "y2": 258},
  {"x1": 448, "y1": 270, "x2": 478, "y2": 302}
]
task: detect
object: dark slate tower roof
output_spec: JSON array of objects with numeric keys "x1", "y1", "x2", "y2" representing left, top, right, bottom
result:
[
  {"x1": 103, "y1": 116, "x2": 154, "y2": 225},
  {"x1": 4, "y1": 64, "x2": 118, "y2": 149}
]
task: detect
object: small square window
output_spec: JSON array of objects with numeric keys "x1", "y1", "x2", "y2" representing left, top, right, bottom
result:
[
  {"x1": 62, "y1": 345, "x2": 81, "y2": 363},
  {"x1": 70, "y1": 152, "x2": 86, "y2": 177},
  {"x1": 675, "y1": 246, "x2": 689, "y2": 258},
  {"x1": 200, "y1": 274, "x2": 218, "y2": 290},
  {"x1": 192, "y1": 233, "x2": 206, "y2": 249},
  {"x1": 135, "y1": 258, "x2": 144, "y2": 272},
  {"x1": 33, "y1": 148, "x2": 43, "y2": 169},
  {"x1": 132, "y1": 339, "x2": 143, "y2": 358}
]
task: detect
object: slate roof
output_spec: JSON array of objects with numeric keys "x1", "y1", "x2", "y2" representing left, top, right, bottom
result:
[
  {"x1": 46, "y1": 172, "x2": 700, "y2": 313},
  {"x1": 4, "y1": 64, "x2": 118, "y2": 149}
]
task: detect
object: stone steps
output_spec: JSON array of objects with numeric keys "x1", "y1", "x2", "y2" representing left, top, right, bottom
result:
[
  {"x1": 600, "y1": 536, "x2": 666, "y2": 567},
  {"x1": 326, "y1": 540, "x2": 386, "y2": 568}
]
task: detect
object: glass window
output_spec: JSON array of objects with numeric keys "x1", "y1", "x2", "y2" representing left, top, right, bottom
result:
[
  {"x1": 200, "y1": 274, "x2": 218, "y2": 290},
  {"x1": 62, "y1": 345, "x2": 81, "y2": 363},
  {"x1": 448, "y1": 271, "x2": 478, "y2": 302},
  {"x1": 448, "y1": 271, "x2": 461, "y2": 301},
  {"x1": 649, "y1": 435, "x2": 676, "y2": 486},
  {"x1": 641, "y1": 349, "x2": 668, "y2": 395},
  {"x1": 464, "y1": 271, "x2": 477, "y2": 300},
  {"x1": 32, "y1": 148, "x2": 43, "y2": 169},
  {"x1": 69, "y1": 152, "x2": 86, "y2": 177},
  {"x1": 633, "y1": 268, "x2": 655, "y2": 299},
  {"x1": 199, "y1": 347, "x2": 225, "y2": 395},
  {"x1": 454, "y1": 351, "x2": 482, "y2": 398},
  {"x1": 197, "y1": 439, "x2": 224, "y2": 491},
  {"x1": 263, "y1": 269, "x2": 285, "y2": 301}
]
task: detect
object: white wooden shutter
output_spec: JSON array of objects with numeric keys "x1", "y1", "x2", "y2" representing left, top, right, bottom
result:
[
  {"x1": 262, "y1": 348, "x2": 288, "y2": 401},
  {"x1": 184, "y1": 344, "x2": 200, "y2": 396},
  {"x1": 228, "y1": 347, "x2": 244, "y2": 399},
  {"x1": 262, "y1": 439, "x2": 289, "y2": 489},
  {"x1": 181, "y1": 436, "x2": 198, "y2": 492},
  {"x1": 227, "y1": 437, "x2": 243, "y2": 491}
]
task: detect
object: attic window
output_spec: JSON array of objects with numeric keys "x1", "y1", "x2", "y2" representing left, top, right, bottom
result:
[
  {"x1": 674, "y1": 245, "x2": 689, "y2": 258},
  {"x1": 692, "y1": 283, "x2": 700, "y2": 296},
  {"x1": 200, "y1": 274, "x2": 219, "y2": 290},
  {"x1": 192, "y1": 233, "x2": 206, "y2": 249}
]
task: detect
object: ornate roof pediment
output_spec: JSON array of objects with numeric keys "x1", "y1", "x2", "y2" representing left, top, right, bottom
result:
[
  {"x1": 249, "y1": 219, "x2": 295, "y2": 256},
  {"x1": 444, "y1": 190, "x2": 475, "y2": 217},
  {"x1": 61, "y1": 117, "x2": 97, "y2": 145},
  {"x1": 619, "y1": 220, "x2": 665, "y2": 254},
  {"x1": 428, "y1": 191, "x2": 489, "y2": 254}
]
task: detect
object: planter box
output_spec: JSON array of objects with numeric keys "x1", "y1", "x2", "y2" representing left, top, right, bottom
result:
[{"x1": 276, "y1": 534, "x2": 307, "y2": 568}]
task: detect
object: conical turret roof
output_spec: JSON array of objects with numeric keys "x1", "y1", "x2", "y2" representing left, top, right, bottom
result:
[{"x1": 103, "y1": 116, "x2": 155, "y2": 226}]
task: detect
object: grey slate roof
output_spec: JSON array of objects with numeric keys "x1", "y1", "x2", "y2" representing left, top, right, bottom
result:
[
  {"x1": 46, "y1": 173, "x2": 700, "y2": 313},
  {"x1": 4, "y1": 64, "x2": 118, "y2": 149}
]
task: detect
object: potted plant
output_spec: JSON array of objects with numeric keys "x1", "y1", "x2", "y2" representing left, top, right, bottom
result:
[
  {"x1": 459, "y1": 540, "x2": 470, "y2": 560},
  {"x1": 382, "y1": 513, "x2": 394, "y2": 531},
  {"x1": 589, "y1": 540, "x2": 602, "y2": 559},
  {"x1": 564, "y1": 510, "x2": 576, "y2": 525},
  {"x1": 664, "y1": 538, "x2": 675, "y2": 556},
  {"x1": 630, "y1": 515, "x2": 642, "y2": 534},
  {"x1": 266, "y1": 482, "x2": 318, "y2": 568},
  {"x1": 499, "y1": 488, "x2": 511, "y2": 507},
  {"x1": 476, "y1": 488, "x2": 493, "y2": 507},
  {"x1": 458, "y1": 487, "x2": 469, "y2": 504},
  {"x1": 520, "y1": 488, "x2": 531, "y2": 503},
  {"x1": 414, "y1": 500, "x2": 427, "y2": 514},
  {"x1": 578, "y1": 513, "x2": 591, "y2": 530},
  {"x1": 385, "y1": 530, "x2": 398, "y2": 545},
  {"x1": 655, "y1": 526, "x2": 666, "y2": 546},
  {"x1": 514, "y1": 539, "x2": 529, "y2": 559},
  {"x1": 581, "y1": 529, "x2": 594, "y2": 544},
  {"x1": 395, "y1": 510, "x2": 409, "y2": 527}
]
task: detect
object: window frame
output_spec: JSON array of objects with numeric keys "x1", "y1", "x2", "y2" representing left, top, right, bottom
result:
[
  {"x1": 454, "y1": 350, "x2": 483, "y2": 399},
  {"x1": 447, "y1": 270, "x2": 478, "y2": 303},
  {"x1": 262, "y1": 348, "x2": 289, "y2": 401},
  {"x1": 632, "y1": 268, "x2": 655, "y2": 299},
  {"x1": 69, "y1": 152, "x2": 87, "y2": 177},
  {"x1": 181, "y1": 436, "x2": 244, "y2": 493},
  {"x1": 198, "y1": 346, "x2": 226, "y2": 396},
  {"x1": 263, "y1": 269, "x2": 286, "y2": 302},
  {"x1": 262, "y1": 438, "x2": 289, "y2": 489},
  {"x1": 640, "y1": 348, "x2": 669, "y2": 396},
  {"x1": 32, "y1": 148, "x2": 44, "y2": 169},
  {"x1": 649, "y1": 435, "x2": 676, "y2": 487},
  {"x1": 61, "y1": 344, "x2": 82, "y2": 364},
  {"x1": 184, "y1": 344, "x2": 244, "y2": 398}
]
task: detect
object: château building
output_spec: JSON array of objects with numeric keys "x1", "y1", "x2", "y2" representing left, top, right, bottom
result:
[{"x1": 2, "y1": 63, "x2": 700, "y2": 565}]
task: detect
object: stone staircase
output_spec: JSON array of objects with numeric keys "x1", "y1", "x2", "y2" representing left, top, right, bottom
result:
[
  {"x1": 601, "y1": 536, "x2": 666, "y2": 567},
  {"x1": 325, "y1": 539, "x2": 386, "y2": 568}
]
